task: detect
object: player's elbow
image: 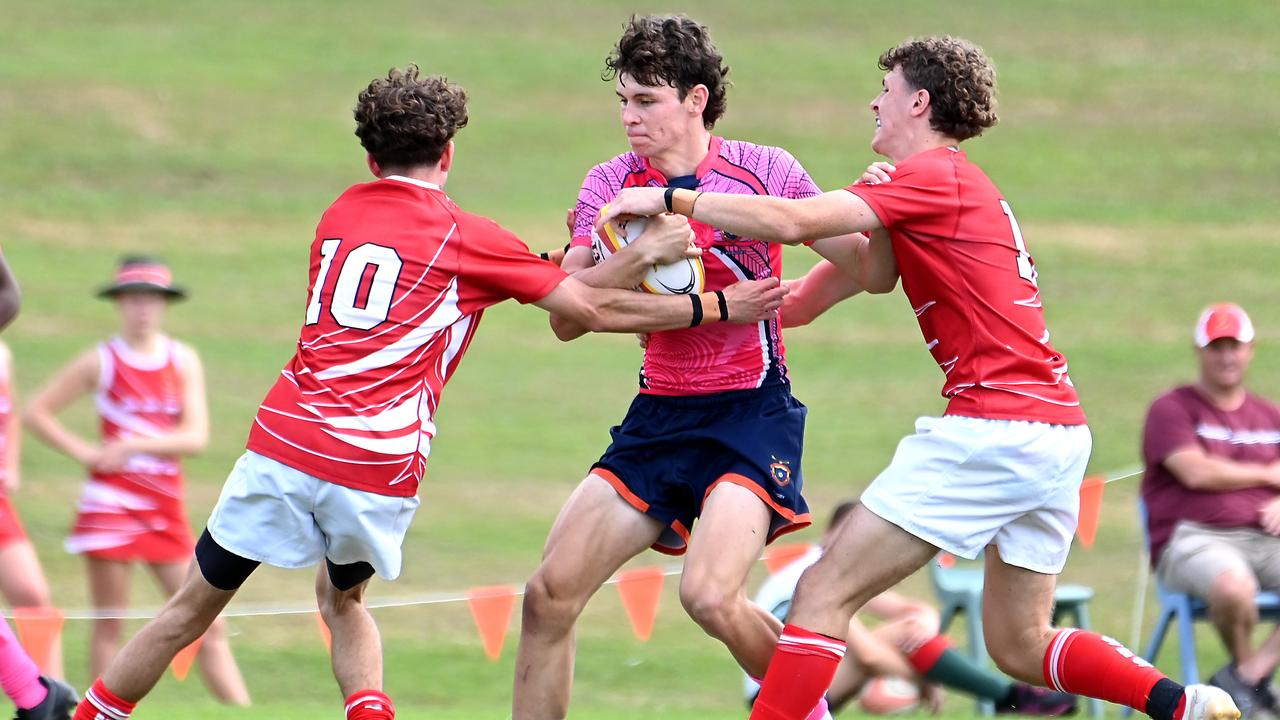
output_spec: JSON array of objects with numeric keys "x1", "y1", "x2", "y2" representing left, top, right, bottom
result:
[
  {"x1": 563, "y1": 302, "x2": 608, "y2": 335},
  {"x1": 863, "y1": 275, "x2": 898, "y2": 294}
]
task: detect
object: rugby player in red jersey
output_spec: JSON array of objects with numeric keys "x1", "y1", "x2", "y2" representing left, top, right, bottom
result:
[
  {"x1": 602, "y1": 35, "x2": 1240, "y2": 720},
  {"x1": 71, "y1": 66, "x2": 784, "y2": 720}
]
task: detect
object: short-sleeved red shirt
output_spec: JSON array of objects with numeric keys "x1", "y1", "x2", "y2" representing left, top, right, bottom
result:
[
  {"x1": 1141, "y1": 385, "x2": 1280, "y2": 561},
  {"x1": 247, "y1": 176, "x2": 567, "y2": 496},
  {"x1": 845, "y1": 147, "x2": 1086, "y2": 425}
]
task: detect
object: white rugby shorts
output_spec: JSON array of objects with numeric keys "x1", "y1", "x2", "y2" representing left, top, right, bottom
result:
[
  {"x1": 206, "y1": 451, "x2": 420, "y2": 580},
  {"x1": 860, "y1": 415, "x2": 1092, "y2": 575}
]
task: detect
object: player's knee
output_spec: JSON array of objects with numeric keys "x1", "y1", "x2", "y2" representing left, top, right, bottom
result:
[
  {"x1": 94, "y1": 616, "x2": 126, "y2": 643},
  {"x1": 678, "y1": 583, "x2": 738, "y2": 633},
  {"x1": 522, "y1": 570, "x2": 585, "y2": 628}
]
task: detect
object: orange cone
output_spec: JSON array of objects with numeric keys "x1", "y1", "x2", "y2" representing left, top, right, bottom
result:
[
  {"x1": 315, "y1": 611, "x2": 332, "y2": 653},
  {"x1": 11, "y1": 607, "x2": 63, "y2": 672},
  {"x1": 1076, "y1": 475, "x2": 1105, "y2": 550},
  {"x1": 170, "y1": 636, "x2": 203, "y2": 681},
  {"x1": 615, "y1": 567, "x2": 665, "y2": 642},
  {"x1": 763, "y1": 543, "x2": 810, "y2": 574},
  {"x1": 466, "y1": 585, "x2": 518, "y2": 661}
]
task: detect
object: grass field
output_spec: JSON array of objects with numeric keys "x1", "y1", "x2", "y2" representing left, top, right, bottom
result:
[{"x1": 2, "y1": 0, "x2": 1279, "y2": 717}]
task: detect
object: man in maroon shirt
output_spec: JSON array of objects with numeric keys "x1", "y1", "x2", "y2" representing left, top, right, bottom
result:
[{"x1": 1143, "y1": 303, "x2": 1280, "y2": 719}]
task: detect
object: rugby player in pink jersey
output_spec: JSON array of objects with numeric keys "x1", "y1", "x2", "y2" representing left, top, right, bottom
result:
[
  {"x1": 70, "y1": 66, "x2": 784, "y2": 720},
  {"x1": 602, "y1": 35, "x2": 1240, "y2": 720},
  {"x1": 513, "y1": 16, "x2": 888, "y2": 720}
]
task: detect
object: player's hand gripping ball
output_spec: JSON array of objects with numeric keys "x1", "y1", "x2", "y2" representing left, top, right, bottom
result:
[{"x1": 592, "y1": 212, "x2": 706, "y2": 295}]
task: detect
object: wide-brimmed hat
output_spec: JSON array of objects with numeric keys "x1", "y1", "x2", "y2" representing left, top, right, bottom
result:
[{"x1": 97, "y1": 256, "x2": 186, "y2": 301}]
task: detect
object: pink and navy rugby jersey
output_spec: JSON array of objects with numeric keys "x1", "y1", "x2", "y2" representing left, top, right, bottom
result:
[
  {"x1": 248, "y1": 176, "x2": 568, "y2": 497},
  {"x1": 571, "y1": 136, "x2": 820, "y2": 396}
]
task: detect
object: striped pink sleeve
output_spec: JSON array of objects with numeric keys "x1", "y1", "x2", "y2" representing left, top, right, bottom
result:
[
  {"x1": 769, "y1": 147, "x2": 822, "y2": 200},
  {"x1": 571, "y1": 163, "x2": 619, "y2": 248}
]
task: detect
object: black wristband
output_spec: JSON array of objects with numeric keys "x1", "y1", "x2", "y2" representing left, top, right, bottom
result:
[
  {"x1": 714, "y1": 290, "x2": 729, "y2": 322},
  {"x1": 689, "y1": 293, "x2": 704, "y2": 328},
  {"x1": 538, "y1": 251, "x2": 551, "y2": 261},
  {"x1": 664, "y1": 186, "x2": 676, "y2": 213}
]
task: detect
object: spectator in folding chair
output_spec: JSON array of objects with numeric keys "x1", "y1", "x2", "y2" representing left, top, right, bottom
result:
[{"x1": 1142, "y1": 303, "x2": 1280, "y2": 719}]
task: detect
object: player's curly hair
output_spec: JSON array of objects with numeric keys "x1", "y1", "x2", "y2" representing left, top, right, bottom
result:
[
  {"x1": 879, "y1": 36, "x2": 998, "y2": 141},
  {"x1": 604, "y1": 14, "x2": 730, "y2": 129},
  {"x1": 354, "y1": 64, "x2": 469, "y2": 170}
]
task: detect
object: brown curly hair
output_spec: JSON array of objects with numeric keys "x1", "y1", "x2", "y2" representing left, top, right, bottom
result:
[
  {"x1": 604, "y1": 15, "x2": 730, "y2": 129},
  {"x1": 879, "y1": 36, "x2": 998, "y2": 142},
  {"x1": 354, "y1": 64, "x2": 469, "y2": 170}
]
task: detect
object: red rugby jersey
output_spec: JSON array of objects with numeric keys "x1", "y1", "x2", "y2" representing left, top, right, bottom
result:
[
  {"x1": 247, "y1": 176, "x2": 568, "y2": 496},
  {"x1": 846, "y1": 147, "x2": 1086, "y2": 425}
]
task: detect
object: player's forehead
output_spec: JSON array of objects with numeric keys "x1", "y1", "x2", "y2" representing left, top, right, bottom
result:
[
  {"x1": 615, "y1": 73, "x2": 679, "y2": 100},
  {"x1": 882, "y1": 66, "x2": 905, "y2": 90}
]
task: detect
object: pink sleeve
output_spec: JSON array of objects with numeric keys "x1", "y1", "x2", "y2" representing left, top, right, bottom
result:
[
  {"x1": 770, "y1": 148, "x2": 822, "y2": 200},
  {"x1": 1142, "y1": 393, "x2": 1199, "y2": 469},
  {"x1": 455, "y1": 214, "x2": 567, "y2": 313},
  {"x1": 570, "y1": 165, "x2": 614, "y2": 249}
]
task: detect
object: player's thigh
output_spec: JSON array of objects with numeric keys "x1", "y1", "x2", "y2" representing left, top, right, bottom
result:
[
  {"x1": 1158, "y1": 524, "x2": 1255, "y2": 598},
  {"x1": 87, "y1": 556, "x2": 134, "y2": 608},
  {"x1": 534, "y1": 473, "x2": 664, "y2": 598},
  {"x1": 981, "y1": 548, "x2": 1056, "y2": 652},
  {"x1": 794, "y1": 504, "x2": 937, "y2": 616},
  {"x1": 0, "y1": 541, "x2": 51, "y2": 606},
  {"x1": 681, "y1": 481, "x2": 772, "y2": 597}
]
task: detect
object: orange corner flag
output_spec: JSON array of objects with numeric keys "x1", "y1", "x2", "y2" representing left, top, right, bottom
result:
[
  {"x1": 615, "y1": 567, "x2": 665, "y2": 642},
  {"x1": 315, "y1": 611, "x2": 332, "y2": 654},
  {"x1": 763, "y1": 543, "x2": 810, "y2": 574},
  {"x1": 1077, "y1": 474, "x2": 1106, "y2": 550},
  {"x1": 12, "y1": 607, "x2": 63, "y2": 673},
  {"x1": 467, "y1": 585, "x2": 518, "y2": 661},
  {"x1": 170, "y1": 636, "x2": 203, "y2": 681}
]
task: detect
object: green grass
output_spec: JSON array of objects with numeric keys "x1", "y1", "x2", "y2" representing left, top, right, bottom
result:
[{"x1": 2, "y1": 0, "x2": 1279, "y2": 717}]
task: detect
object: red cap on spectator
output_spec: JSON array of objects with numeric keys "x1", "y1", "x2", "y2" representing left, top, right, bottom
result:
[{"x1": 1195, "y1": 303, "x2": 1254, "y2": 348}]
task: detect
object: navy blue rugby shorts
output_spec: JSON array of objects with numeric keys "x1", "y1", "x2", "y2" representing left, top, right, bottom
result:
[{"x1": 590, "y1": 384, "x2": 811, "y2": 555}]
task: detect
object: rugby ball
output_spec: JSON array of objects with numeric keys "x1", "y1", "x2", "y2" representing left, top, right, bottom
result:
[
  {"x1": 858, "y1": 677, "x2": 921, "y2": 715},
  {"x1": 592, "y1": 211, "x2": 706, "y2": 295}
]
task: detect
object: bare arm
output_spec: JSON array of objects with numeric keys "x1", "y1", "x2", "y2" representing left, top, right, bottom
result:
[
  {"x1": 780, "y1": 261, "x2": 863, "y2": 328},
  {"x1": 102, "y1": 343, "x2": 209, "y2": 460},
  {"x1": 1164, "y1": 447, "x2": 1280, "y2": 491},
  {"x1": 598, "y1": 187, "x2": 883, "y2": 246},
  {"x1": 0, "y1": 252, "x2": 20, "y2": 331},
  {"x1": 536, "y1": 276, "x2": 784, "y2": 336},
  {"x1": 24, "y1": 349, "x2": 102, "y2": 468}
]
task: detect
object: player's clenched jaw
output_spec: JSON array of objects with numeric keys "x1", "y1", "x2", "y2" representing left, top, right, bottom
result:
[
  {"x1": 615, "y1": 74, "x2": 705, "y2": 159},
  {"x1": 868, "y1": 67, "x2": 922, "y2": 162}
]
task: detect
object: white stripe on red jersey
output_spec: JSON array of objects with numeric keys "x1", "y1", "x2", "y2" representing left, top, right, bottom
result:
[{"x1": 247, "y1": 176, "x2": 566, "y2": 496}]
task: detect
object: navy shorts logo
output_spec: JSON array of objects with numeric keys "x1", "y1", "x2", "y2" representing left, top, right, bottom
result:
[{"x1": 770, "y1": 456, "x2": 793, "y2": 488}]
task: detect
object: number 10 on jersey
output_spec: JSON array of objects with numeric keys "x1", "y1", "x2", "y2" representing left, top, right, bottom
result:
[{"x1": 305, "y1": 238, "x2": 404, "y2": 330}]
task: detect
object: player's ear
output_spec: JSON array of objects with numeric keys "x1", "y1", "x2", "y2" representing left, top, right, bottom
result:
[
  {"x1": 366, "y1": 153, "x2": 382, "y2": 179},
  {"x1": 438, "y1": 141, "x2": 455, "y2": 173},
  {"x1": 686, "y1": 84, "x2": 709, "y2": 116},
  {"x1": 911, "y1": 88, "x2": 931, "y2": 118}
]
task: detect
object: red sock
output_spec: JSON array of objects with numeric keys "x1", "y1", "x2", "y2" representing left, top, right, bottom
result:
[
  {"x1": 346, "y1": 689, "x2": 395, "y2": 720},
  {"x1": 908, "y1": 635, "x2": 952, "y2": 674},
  {"x1": 750, "y1": 624, "x2": 847, "y2": 720},
  {"x1": 1043, "y1": 629, "x2": 1167, "y2": 710},
  {"x1": 74, "y1": 679, "x2": 137, "y2": 720}
]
